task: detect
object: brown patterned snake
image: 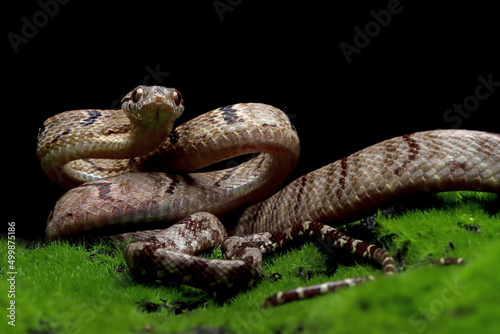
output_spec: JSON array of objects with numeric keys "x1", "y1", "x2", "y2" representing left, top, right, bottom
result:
[{"x1": 37, "y1": 86, "x2": 500, "y2": 306}]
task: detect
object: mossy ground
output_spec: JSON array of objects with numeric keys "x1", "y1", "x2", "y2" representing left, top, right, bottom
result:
[{"x1": 1, "y1": 192, "x2": 499, "y2": 333}]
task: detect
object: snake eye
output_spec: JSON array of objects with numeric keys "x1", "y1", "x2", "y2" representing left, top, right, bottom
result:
[
  {"x1": 131, "y1": 87, "x2": 143, "y2": 103},
  {"x1": 173, "y1": 90, "x2": 183, "y2": 107}
]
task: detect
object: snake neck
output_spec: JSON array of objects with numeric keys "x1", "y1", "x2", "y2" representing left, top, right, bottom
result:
[
  {"x1": 120, "y1": 116, "x2": 176, "y2": 158},
  {"x1": 37, "y1": 109, "x2": 175, "y2": 188}
]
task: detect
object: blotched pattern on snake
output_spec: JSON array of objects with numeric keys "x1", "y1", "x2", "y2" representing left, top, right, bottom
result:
[{"x1": 37, "y1": 86, "x2": 500, "y2": 306}]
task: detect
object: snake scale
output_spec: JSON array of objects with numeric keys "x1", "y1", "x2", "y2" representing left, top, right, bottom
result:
[{"x1": 37, "y1": 86, "x2": 500, "y2": 306}]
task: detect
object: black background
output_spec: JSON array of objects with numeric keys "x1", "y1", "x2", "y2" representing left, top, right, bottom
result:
[{"x1": 5, "y1": 1, "x2": 499, "y2": 240}]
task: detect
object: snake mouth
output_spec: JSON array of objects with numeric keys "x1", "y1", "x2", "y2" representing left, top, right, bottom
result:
[
  {"x1": 149, "y1": 100, "x2": 174, "y2": 125},
  {"x1": 154, "y1": 102, "x2": 164, "y2": 122}
]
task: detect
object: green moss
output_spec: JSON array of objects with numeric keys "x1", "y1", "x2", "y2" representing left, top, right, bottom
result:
[{"x1": 1, "y1": 192, "x2": 498, "y2": 333}]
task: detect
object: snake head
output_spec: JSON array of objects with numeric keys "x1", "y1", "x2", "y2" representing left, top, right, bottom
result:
[
  {"x1": 121, "y1": 86, "x2": 184, "y2": 128},
  {"x1": 120, "y1": 86, "x2": 185, "y2": 156}
]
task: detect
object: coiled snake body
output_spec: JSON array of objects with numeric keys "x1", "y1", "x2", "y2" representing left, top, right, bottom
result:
[{"x1": 38, "y1": 86, "x2": 500, "y2": 306}]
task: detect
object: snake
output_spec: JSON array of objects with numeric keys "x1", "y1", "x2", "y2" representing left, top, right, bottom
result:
[{"x1": 37, "y1": 85, "x2": 500, "y2": 306}]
